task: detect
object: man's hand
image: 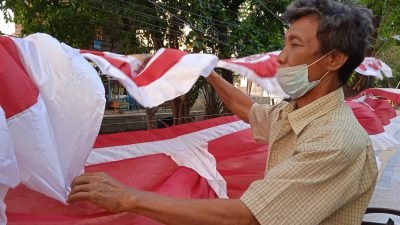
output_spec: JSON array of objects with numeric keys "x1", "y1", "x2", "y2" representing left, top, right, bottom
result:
[{"x1": 68, "y1": 172, "x2": 136, "y2": 213}]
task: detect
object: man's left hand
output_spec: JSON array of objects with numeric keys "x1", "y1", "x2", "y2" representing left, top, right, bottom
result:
[{"x1": 68, "y1": 172, "x2": 136, "y2": 213}]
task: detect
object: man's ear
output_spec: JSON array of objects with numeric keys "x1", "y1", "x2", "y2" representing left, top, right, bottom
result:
[{"x1": 327, "y1": 51, "x2": 349, "y2": 71}]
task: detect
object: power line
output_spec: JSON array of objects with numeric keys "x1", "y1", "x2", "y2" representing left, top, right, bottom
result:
[
  {"x1": 109, "y1": 0, "x2": 233, "y2": 38},
  {"x1": 145, "y1": 0, "x2": 233, "y2": 50},
  {"x1": 255, "y1": 0, "x2": 288, "y2": 26},
  {"x1": 87, "y1": 0, "x2": 233, "y2": 39},
  {"x1": 117, "y1": 0, "x2": 239, "y2": 28},
  {"x1": 86, "y1": 0, "x2": 187, "y2": 29},
  {"x1": 82, "y1": 4, "x2": 184, "y2": 36}
]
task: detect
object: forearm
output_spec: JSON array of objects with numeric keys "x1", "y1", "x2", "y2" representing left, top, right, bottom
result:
[
  {"x1": 127, "y1": 191, "x2": 259, "y2": 225},
  {"x1": 207, "y1": 71, "x2": 254, "y2": 123}
]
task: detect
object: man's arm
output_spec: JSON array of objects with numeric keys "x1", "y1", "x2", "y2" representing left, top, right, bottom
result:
[
  {"x1": 68, "y1": 172, "x2": 260, "y2": 225},
  {"x1": 207, "y1": 71, "x2": 254, "y2": 123}
]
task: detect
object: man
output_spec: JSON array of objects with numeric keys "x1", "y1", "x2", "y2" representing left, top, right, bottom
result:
[{"x1": 68, "y1": 0, "x2": 378, "y2": 224}]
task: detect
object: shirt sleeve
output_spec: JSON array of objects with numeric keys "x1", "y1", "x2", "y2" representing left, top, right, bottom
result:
[{"x1": 248, "y1": 103, "x2": 273, "y2": 144}]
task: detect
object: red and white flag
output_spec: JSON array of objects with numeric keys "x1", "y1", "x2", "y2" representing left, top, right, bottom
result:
[
  {"x1": 5, "y1": 116, "x2": 268, "y2": 225},
  {"x1": 216, "y1": 51, "x2": 287, "y2": 97},
  {"x1": 0, "y1": 33, "x2": 105, "y2": 224},
  {"x1": 81, "y1": 48, "x2": 284, "y2": 104},
  {"x1": 81, "y1": 48, "x2": 219, "y2": 108}
]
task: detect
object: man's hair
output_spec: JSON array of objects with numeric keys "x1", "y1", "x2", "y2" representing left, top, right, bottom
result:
[{"x1": 282, "y1": 0, "x2": 374, "y2": 85}]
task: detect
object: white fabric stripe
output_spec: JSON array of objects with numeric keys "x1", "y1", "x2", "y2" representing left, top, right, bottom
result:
[
  {"x1": 88, "y1": 120, "x2": 250, "y2": 198},
  {"x1": 0, "y1": 107, "x2": 19, "y2": 188},
  {"x1": 88, "y1": 120, "x2": 249, "y2": 164},
  {"x1": 11, "y1": 33, "x2": 105, "y2": 203},
  {"x1": 134, "y1": 53, "x2": 218, "y2": 107},
  {"x1": 7, "y1": 97, "x2": 66, "y2": 202}
]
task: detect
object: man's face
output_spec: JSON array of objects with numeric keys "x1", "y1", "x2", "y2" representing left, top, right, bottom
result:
[{"x1": 278, "y1": 15, "x2": 329, "y2": 82}]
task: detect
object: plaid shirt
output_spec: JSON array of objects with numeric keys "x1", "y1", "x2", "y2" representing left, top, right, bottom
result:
[{"x1": 241, "y1": 88, "x2": 378, "y2": 225}]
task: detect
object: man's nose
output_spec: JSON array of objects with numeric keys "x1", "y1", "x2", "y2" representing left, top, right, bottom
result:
[{"x1": 277, "y1": 51, "x2": 287, "y2": 66}]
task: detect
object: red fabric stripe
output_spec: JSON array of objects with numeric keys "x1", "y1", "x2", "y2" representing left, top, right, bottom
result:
[
  {"x1": 0, "y1": 37, "x2": 39, "y2": 119},
  {"x1": 346, "y1": 101, "x2": 384, "y2": 135},
  {"x1": 133, "y1": 49, "x2": 187, "y2": 87},
  {"x1": 364, "y1": 98, "x2": 396, "y2": 125},
  {"x1": 79, "y1": 49, "x2": 105, "y2": 56},
  {"x1": 208, "y1": 129, "x2": 268, "y2": 198},
  {"x1": 6, "y1": 154, "x2": 217, "y2": 224},
  {"x1": 226, "y1": 55, "x2": 279, "y2": 78},
  {"x1": 94, "y1": 115, "x2": 240, "y2": 148},
  {"x1": 362, "y1": 88, "x2": 400, "y2": 105},
  {"x1": 80, "y1": 49, "x2": 133, "y2": 77}
]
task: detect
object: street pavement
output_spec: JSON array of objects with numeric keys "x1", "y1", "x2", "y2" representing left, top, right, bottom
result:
[{"x1": 363, "y1": 146, "x2": 400, "y2": 224}]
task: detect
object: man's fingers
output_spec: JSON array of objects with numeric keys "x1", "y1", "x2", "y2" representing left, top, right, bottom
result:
[
  {"x1": 68, "y1": 191, "x2": 92, "y2": 203},
  {"x1": 70, "y1": 172, "x2": 107, "y2": 187},
  {"x1": 69, "y1": 184, "x2": 92, "y2": 196},
  {"x1": 71, "y1": 175, "x2": 92, "y2": 187}
]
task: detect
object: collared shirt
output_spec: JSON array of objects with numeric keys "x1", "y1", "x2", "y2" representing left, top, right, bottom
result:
[{"x1": 241, "y1": 88, "x2": 378, "y2": 225}]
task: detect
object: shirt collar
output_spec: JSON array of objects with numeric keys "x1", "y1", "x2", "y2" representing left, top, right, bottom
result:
[{"x1": 288, "y1": 88, "x2": 345, "y2": 135}]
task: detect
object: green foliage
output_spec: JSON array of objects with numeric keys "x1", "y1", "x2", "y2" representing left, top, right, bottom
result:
[
  {"x1": 350, "y1": 0, "x2": 400, "y2": 90},
  {"x1": 376, "y1": 45, "x2": 400, "y2": 88}
]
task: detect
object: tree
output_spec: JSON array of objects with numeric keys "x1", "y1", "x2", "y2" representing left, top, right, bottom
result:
[{"x1": 344, "y1": 0, "x2": 400, "y2": 96}]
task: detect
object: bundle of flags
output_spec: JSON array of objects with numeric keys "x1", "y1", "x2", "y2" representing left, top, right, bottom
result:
[{"x1": 1, "y1": 33, "x2": 400, "y2": 224}]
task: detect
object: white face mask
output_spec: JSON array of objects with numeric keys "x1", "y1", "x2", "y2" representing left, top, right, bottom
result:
[{"x1": 276, "y1": 50, "x2": 335, "y2": 99}]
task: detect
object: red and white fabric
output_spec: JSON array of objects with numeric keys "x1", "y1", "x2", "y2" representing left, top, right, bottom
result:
[
  {"x1": 81, "y1": 48, "x2": 219, "y2": 108},
  {"x1": 347, "y1": 95, "x2": 400, "y2": 152},
  {"x1": 355, "y1": 57, "x2": 392, "y2": 80},
  {"x1": 0, "y1": 107, "x2": 19, "y2": 225},
  {"x1": 81, "y1": 49, "x2": 284, "y2": 104},
  {"x1": 361, "y1": 88, "x2": 400, "y2": 105},
  {"x1": 216, "y1": 52, "x2": 287, "y2": 97},
  {"x1": 5, "y1": 116, "x2": 268, "y2": 225},
  {"x1": 0, "y1": 32, "x2": 105, "y2": 224}
]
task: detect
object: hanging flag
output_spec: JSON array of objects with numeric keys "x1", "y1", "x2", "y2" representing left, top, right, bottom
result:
[
  {"x1": 355, "y1": 57, "x2": 392, "y2": 80},
  {"x1": 81, "y1": 48, "x2": 285, "y2": 102},
  {"x1": 81, "y1": 48, "x2": 219, "y2": 108},
  {"x1": 216, "y1": 52, "x2": 287, "y2": 97}
]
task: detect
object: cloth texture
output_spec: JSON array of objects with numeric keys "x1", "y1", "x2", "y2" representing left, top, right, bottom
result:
[{"x1": 241, "y1": 88, "x2": 378, "y2": 225}]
